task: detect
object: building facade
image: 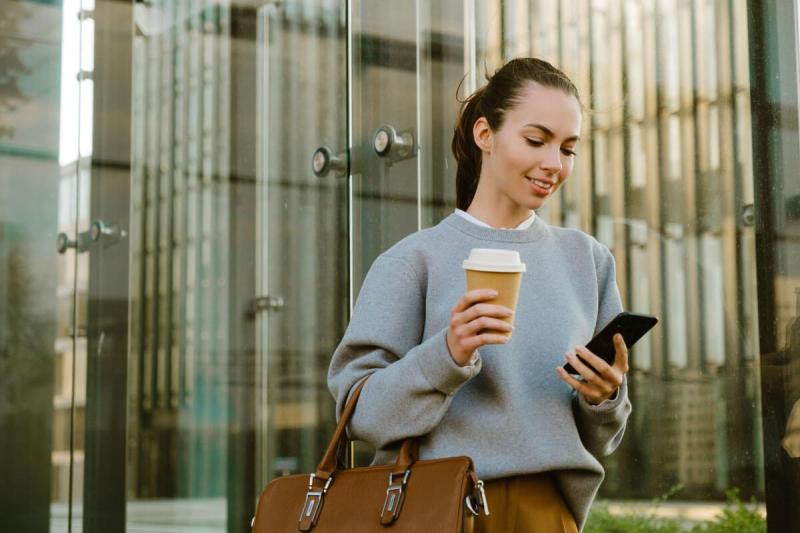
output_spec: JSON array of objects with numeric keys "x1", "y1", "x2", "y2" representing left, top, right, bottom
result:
[{"x1": 1, "y1": 0, "x2": 799, "y2": 531}]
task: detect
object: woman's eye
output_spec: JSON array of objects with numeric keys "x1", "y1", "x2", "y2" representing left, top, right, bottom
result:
[
  {"x1": 561, "y1": 148, "x2": 577, "y2": 157},
  {"x1": 525, "y1": 139, "x2": 543, "y2": 147}
]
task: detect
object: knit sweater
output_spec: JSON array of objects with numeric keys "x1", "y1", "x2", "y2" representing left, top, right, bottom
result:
[{"x1": 327, "y1": 212, "x2": 631, "y2": 530}]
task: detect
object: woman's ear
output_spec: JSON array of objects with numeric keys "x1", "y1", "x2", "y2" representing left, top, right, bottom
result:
[{"x1": 472, "y1": 116, "x2": 493, "y2": 154}]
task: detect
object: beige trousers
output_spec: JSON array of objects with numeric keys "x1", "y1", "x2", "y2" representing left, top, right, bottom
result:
[{"x1": 473, "y1": 473, "x2": 579, "y2": 533}]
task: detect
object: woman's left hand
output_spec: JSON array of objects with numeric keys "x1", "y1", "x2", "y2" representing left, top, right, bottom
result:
[{"x1": 556, "y1": 333, "x2": 629, "y2": 405}]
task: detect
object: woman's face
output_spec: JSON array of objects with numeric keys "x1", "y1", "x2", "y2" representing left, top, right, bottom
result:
[{"x1": 474, "y1": 82, "x2": 582, "y2": 212}]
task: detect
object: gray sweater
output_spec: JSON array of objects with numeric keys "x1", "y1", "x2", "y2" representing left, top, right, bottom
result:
[{"x1": 327, "y1": 212, "x2": 631, "y2": 530}]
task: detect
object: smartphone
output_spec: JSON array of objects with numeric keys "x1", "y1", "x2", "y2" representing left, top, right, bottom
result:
[{"x1": 563, "y1": 312, "x2": 658, "y2": 375}]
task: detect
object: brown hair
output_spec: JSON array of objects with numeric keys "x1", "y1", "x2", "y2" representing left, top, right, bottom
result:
[{"x1": 451, "y1": 58, "x2": 581, "y2": 210}]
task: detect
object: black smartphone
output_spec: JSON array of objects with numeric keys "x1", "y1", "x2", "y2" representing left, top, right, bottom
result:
[{"x1": 563, "y1": 312, "x2": 658, "y2": 375}]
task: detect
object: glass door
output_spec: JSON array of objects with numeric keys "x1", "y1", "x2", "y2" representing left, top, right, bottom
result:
[
  {"x1": 255, "y1": 0, "x2": 462, "y2": 476},
  {"x1": 255, "y1": 0, "x2": 349, "y2": 493},
  {"x1": 0, "y1": 0, "x2": 91, "y2": 530}
]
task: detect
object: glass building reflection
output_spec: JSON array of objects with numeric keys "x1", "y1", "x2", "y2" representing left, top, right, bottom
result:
[{"x1": 2, "y1": 0, "x2": 800, "y2": 531}]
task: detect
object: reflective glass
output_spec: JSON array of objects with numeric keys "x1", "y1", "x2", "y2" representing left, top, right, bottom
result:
[
  {"x1": 409, "y1": 0, "x2": 771, "y2": 524},
  {"x1": 457, "y1": 0, "x2": 769, "y2": 523},
  {"x1": 0, "y1": 0, "x2": 85, "y2": 530},
  {"x1": 3, "y1": 0, "x2": 800, "y2": 531}
]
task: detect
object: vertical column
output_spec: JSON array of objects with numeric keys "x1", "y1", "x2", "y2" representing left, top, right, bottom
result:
[
  {"x1": 82, "y1": 0, "x2": 133, "y2": 530},
  {"x1": 748, "y1": 0, "x2": 800, "y2": 529}
]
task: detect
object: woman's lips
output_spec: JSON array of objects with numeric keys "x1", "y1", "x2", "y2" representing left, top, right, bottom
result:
[{"x1": 526, "y1": 176, "x2": 554, "y2": 196}]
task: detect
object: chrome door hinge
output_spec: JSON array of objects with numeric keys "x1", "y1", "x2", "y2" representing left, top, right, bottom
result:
[{"x1": 248, "y1": 295, "x2": 285, "y2": 318}]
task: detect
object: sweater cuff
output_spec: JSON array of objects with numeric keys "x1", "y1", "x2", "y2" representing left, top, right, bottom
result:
[
  {"x1": 413, "y1": 328, "x2": 481, "y2": 395},
  {"x1": 576, "y1": 376, "x2": 629, "y2": 420}
]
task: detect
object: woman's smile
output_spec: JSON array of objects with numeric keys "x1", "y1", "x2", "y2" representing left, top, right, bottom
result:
[{"x1": 526, "y1": 176, "x2": 556, "y2": 195}]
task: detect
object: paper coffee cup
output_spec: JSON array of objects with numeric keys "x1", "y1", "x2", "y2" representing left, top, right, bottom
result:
[{"x1": 462, "y1": 249, "x2": 526, "y2": 339}]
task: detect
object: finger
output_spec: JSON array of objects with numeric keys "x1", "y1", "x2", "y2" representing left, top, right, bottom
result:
[
  {"x1": 563, "y1": 351, "x2": 598, "y2": 383},
  {"x1": 462, "y1": 303, "x2": 514, "y2": 322},
  {"x1": 452, "y1": 289, "x2": 498, "y2": 315},
  {"x1": 574, "y1": 346, "x2": 621, "y2": 386},
  {"x1": 464, "y1": 316, "x2": 513, "y2": 336},
  {"x1": 556, "y1": 367, "x2": 601, "y2": 402},
  {"x1": 564, "y1": 351, "x2": 614, "y2": 395},
  {"x1": 463, "y1": 333, "x2": 509, "y2": 352},
  {"x1": 612, "y1": 334, "x2": 630, "y2": 373}
]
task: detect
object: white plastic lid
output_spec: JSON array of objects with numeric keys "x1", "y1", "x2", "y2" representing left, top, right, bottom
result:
[{"x1": 462, "y1": 248, "x2": 526, "y2": 273}]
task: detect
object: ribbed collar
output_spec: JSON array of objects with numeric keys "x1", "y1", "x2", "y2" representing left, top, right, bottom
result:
[{"x1": 443, "y1": 212, "x2": 549, "y2": 243}]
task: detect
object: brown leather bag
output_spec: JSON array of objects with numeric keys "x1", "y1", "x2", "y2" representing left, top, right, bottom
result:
[{"x1": 252, "y1": 377, "x2": 489, "y2": 532}]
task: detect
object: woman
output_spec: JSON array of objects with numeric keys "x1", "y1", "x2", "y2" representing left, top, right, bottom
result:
[{"x1": 327, "y1": 57, "x2": 631, "y2": 533}]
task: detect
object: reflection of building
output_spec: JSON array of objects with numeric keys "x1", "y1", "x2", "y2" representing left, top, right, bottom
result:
[
  {"x1": 128, "y1": 2, "x2": 233, "y2": 498},
  {"x1": 651, "y1": 374, "x2": 720, "y2": 496},
  {"x1": 6, "y1": 0, "x2": 800, "y2": 530}
]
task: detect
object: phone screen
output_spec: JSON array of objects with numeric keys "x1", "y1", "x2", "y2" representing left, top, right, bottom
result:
[{"x1": 563, "y1": 312, "x2": 658, "y2": 375}]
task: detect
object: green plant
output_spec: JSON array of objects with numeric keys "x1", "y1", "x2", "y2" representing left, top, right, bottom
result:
[
  {"x1": 584, "y1": 488, "x2": 766, "y2": 533},
  {"x1": 689, "y1": 489, "x2": 765, "y2": 533},
  {"x1": 584, "y1": 504, "x2": 685, "y2": 533}
]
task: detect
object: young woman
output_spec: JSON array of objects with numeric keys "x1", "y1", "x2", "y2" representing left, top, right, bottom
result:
[{"x1": 327, "y1": 57, "x2": 631, "y2": 533}]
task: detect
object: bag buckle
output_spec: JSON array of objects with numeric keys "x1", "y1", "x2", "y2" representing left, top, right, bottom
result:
[
  {"x1": 380, "y1": 468, "x2": 411, "y2": 525},
  {"x1": 298, "y1": 474, "x2": 333, "y2": 531},
  {"x1": 465, "y1": 479, "x2": 490, "y2": 517}
]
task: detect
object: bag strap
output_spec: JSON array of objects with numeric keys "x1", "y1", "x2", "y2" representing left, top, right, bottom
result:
[{"x1": 315, "y1": 375, "x2": 417, "y2": 480}]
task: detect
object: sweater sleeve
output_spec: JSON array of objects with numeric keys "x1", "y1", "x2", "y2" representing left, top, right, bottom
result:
[
  {"x1": 572, "y1": 243, "x2": 632, "y2": 457},
  {"x1": 327, "y1": 254, "x2": 481, "y2": 450}
]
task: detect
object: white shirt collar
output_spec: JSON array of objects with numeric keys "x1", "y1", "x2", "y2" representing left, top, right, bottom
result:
[{"x1": 454, "y1": 209, "x2": 536, "y2": 230}]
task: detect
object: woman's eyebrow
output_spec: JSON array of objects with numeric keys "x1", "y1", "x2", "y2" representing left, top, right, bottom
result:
[{"x1": 522, "y1": 123, "x2": 580, "y2": 142}]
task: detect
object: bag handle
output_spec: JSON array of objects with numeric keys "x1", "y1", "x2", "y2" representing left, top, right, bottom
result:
[{"x1": 315, "y1": 376, "x2": 418, "y2": 480}]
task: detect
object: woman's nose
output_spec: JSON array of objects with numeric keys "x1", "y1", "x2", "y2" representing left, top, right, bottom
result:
[{"x1": 540, "y1": 147, "x2": 563, "y2": 172}]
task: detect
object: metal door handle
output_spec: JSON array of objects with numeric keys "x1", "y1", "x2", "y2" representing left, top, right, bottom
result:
[
  {"x1": 741, "y1": 204, "x2": 755, "y2": 227},
  {"x1": 90, "y1": 220, "x2": 126, "y2": 246},
  {"x1": 56, "y1": 220, "x2": 126, "y2": 254},
  {"x1": 247, "y1": 295, "x2": 285, "y2": 319},
  {"x1": 57, "y1": 231, "x2": 92, "y2": 254},
  {"x1": 372, "y1": 125, "x2": 414, "y2": 164},
  {"x1": 312, "y1": 146, "x2": 347, "y2": 177}
]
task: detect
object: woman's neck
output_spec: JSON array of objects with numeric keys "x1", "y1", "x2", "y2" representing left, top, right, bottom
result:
[{"x1": 466, "y1": 173, "x2": 533, "y2": 228}]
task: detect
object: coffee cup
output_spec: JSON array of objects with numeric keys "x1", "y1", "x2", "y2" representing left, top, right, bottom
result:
[{"x1": 462, "y1": 248, "x2": 526, "y2": 339}]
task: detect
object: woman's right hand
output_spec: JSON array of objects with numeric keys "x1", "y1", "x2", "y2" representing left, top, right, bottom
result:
[{"x1": 446, "y1": 289, "x2": 514, "y2": 366}]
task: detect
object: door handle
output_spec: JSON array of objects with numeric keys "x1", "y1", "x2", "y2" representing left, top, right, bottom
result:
[
  {"x1": 56, "y1": 220, "x2": 126, "y2": 254},
  {"x1": 741, "y1": 204, "x2": 755, "y2": 227},
  {"x1": 89, "y1": 220, "x2": 126, "y2": 246},
  {"x1": 57, "y1": 232, "x2": 89, "y2": 254},
  {"x1": 372, "y1": 125, "x2": 414, "y2": 165},
  {"x1": 311, "y1": 146, "x2": 347, "y2": 177},
  {"x1": 247, "y1": 295, "x2": 285, "y2": 319}
]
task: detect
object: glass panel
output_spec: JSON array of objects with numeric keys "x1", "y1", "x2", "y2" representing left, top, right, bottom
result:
[
  {"x1": 256, "y1": 0, "x2": 347, "y2": 491},
  {"x1": 350, "y1": 0, "x2": 420, "y2": 293},
  {"x1": 124, "y1": 0, "x2": 278, "y2": 530},
  {"x1": 531, "y1": 0, "x2": 760, "y2": 521},
  {"x1": 415, "y1": 0, "x2": 466, "y2": 229},
  {"x1": 0, "y1": 0, "x2": 81, "y2": 530},
  {"x1": 348, "y1": 0, "x2": 428, "y2": 465},
  {"x1": 418, "y1": 0, "x2": 765, "y2": 527}
]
